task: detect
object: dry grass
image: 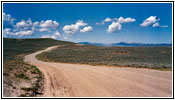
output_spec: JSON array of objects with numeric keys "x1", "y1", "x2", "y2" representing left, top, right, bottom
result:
[{"x1": 37, "y1": 44, "x2": 172, "y2": 70}]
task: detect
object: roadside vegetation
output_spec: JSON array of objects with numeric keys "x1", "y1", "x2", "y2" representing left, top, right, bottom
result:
[
  {"x1": 3, "y1": 38, "x2": 74, "y2": 97},
  {"x1": 37, "y1": 44, "x2": 172, "y2": 70}
]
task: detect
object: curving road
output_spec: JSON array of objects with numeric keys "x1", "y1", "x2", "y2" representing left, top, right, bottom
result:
[{"x1": 24, "y1": 46, "x2": 172, "y2": 97}]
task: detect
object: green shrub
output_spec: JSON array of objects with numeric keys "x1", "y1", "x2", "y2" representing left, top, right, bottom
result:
[
  {"x1": 15, "y1": 73, "x2": 29, "y2": 80},
  {"x1": 37, "y1": 45, "x2": 172, "y2": 70}
]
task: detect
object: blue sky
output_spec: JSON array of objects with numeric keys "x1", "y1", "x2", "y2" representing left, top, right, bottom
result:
[{"x1": 3, "y1": 3, "x2": 172, "y2": 43}]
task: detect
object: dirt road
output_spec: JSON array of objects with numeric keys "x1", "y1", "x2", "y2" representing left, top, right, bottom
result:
[{"x1": 24, "y1": 46, "x2": 172, "y2": 97}]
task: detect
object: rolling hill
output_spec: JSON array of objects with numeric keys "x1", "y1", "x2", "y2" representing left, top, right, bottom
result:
[
  {"x1": 3, "y1": 38, "x2": 74, "y2": 97},
  {"x1": 78, "y1": 42, "x2": 172, "y2": 47}
]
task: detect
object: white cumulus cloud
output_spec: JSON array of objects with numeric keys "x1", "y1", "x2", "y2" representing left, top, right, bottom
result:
[
  {"x1": 3, "y1": 13, "x2": 16, "y2": 28},
  {"x1": 41, "y1": 30, "x2": 60, "y2": 39},
  {"x1": 118, "y1": 17, "x2": 136, "y2": 23},
  {"x1": 3, "y1": 13, "x2": 62, "y2": 38},
  {"x1": 152, "y1": 22, "x2": 160, "y2": 27},
  {"x1": 62, "y1": 25, "x2": 78, "y2": 34},
  {"x1": 96, "y1": 17, "x2": 114, "y2": 25},
  {"x1": 104, "y1": 18, "x2": 113, "y2": 22},
  {"x1": 40, "y1": 20, "x2": 59, "y2": 28},
  {"x1": 39, "y1": 28, "x2": 50, "y2": 32},
  {"x1": 75, "y1": 20, "x2": 87, "y2": 26},
  {"x1": 140, "y1": 16, "x2": 158, "y2": 27},
  {"x1": 41, "y1": 35, "x2": 52, "y2": 39},
  {"x1": 153, "y1": 22, "x2": 168, "y2": 28},
  {"x1": 3, "y1": 13, "x2": 15, "y2": 23},
  {"x1": 15, "y1": 19, "x2": 33, "y2": 30},
  {"x1": 140, "y1": 16, "x2": 168, "y2": 28},
  {"x1": 39, "y1": 20, "x2": 59, "y2": 32},
  {"x1": 62, "y1": 20, "x2": 87, "y2": 34},
  {"x1": 106, "y1": 17, "x2": 135, "y2": 33},
  {"x1": 3, "y1": 28, "x2": 12, "y2": 35},
  {"x1": 3, "y1": 19, "x2": 35, "y2": 37},
  {"x1": 4, "y1": 28, "x2": 33, "y2": 37},
  {"x1": 15, "y1": 30, "x2": 33, "y2": 36},
  {"x1": 124, "y1": 18, "x2": 136, "y2": 23},
  {"x1": 80, "y1": 26, "x2": 93, "y2": 32},
  {"x1": 107, "y1": 22, "x2": 122, "y2": 33},
  {"x1": 96, "y1": 17, "x2": 135, "y2": 26},
  {"x1": 54, "y1": 30, "x2": 60, "y2": 36}
]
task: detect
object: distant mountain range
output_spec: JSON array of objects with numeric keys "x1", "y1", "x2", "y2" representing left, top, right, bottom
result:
[{"x1": 78, "y1": 42, "x2": 172, "y2": 47}]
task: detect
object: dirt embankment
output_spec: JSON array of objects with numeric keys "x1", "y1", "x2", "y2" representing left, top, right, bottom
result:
[{"x1": 24, "y1": 46, "x2": 172, "y2": 97}]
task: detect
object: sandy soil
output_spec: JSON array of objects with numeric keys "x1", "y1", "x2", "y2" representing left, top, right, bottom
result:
[{"x1": 24, "y1": 46, "x2": 172, "y2": 97}]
